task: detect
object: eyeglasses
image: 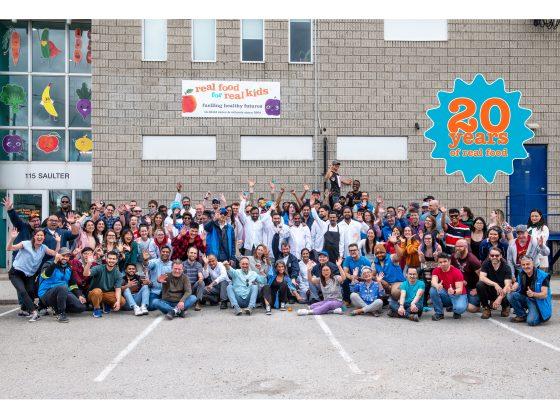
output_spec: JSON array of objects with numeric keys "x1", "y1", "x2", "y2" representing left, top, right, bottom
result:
[
  {"x1": 450, "y1": 214, "x2": 459, "y2": 218},
  {"x1": 489, "y1": 254, "x2": 501, "y2": 258},
  {"x1": 61, "y1": 200, "x2": 69, "y2": 204}
]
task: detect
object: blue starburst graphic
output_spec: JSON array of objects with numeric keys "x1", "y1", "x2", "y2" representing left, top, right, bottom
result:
[{"x1": 425, "y1": 74, "x2": 533, "y2": 183}]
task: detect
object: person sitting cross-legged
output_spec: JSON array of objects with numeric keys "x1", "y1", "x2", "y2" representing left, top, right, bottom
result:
[
  {"x1": 388, "y1": 266, "x2": 424, "y2": 322},
  {"x1": 349, "y1": 266, "x2": 384, "y2": 316},
  {"x1": 151, "y1": 260, "x2": 197, "y2": 320},
  {"x1": 121, "y1": 262, "x2": 150, "y2": 316},
  {"x1": 430, "y1": 253, "x2": 468, "y2": 321},
  {"x1": 224, "y1": 257, "x2": 266, "y2": 316},
  {"x1": 298, "y1": 258, "x2": 347, "y2": 316}
]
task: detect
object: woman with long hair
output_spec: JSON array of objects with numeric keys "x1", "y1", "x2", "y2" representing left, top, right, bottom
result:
[
  {"x1": 118, "y1": 228, "x2": 138, "y2": 272},
  {"x1": 488, "y1": 209, "x2": 513, "y2": 241},
  {"x1": 150, "y1": 212, "x2": 165, "y2": 236},
  {"x1": 298, "y1": 259, "x2": 347, "y2": 316},
  {"x1": 94, "y1": 219, "x2": 106, "y2": 245},
  {"x1": 397, "y1": 226, "x2": 421, "y2": 271},
  {"x1": 460, "y1": 207, "x2": 475, "y2": 228},
  {"x1": 102, "y1": 229, "x2": 119, "y2": 262},
  {"x1": 247, "y1": 244, "x2": 271, "y2": 276},
  {"x1": 112, "y1": 219, "x2": 123, "y2": 241},
  {"x1": 358, "y1": 228, "x2": 377, "y2": 263},
  {"x1": 470, "y1": 217, "x2": 487, "y2": 261},
  {"x1": 527, "y1": 208, "x2": 550, "y2": 271},
  {"x1": 422, "y1": 215, "x2": 441, "y2": 244},
  {"x1": 418, "y1": 232, "x2": 442, "y2": 308},
  {"x1": 263, "y1": 260, "x2": 294, "y2": 314},
  {"x1": 136, "y1": 224, "x2": 157, "y2": 263},
  {"x1": 74, "y1": 218, "x2": 99, "y2": 257},
  {"x1": 479, "y1": 227, "x2": 509, "y2": 262},
  {"x1": 153, "y1": 227, "x2": 172, "y2": 258}
]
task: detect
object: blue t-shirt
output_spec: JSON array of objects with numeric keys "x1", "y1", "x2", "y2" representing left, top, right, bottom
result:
[
  {"x1": 343, "y1": 256, "x2": 371, "y2": 274},
  {"x1": 13, "y1": 241, "x2": 47, "y2": 276},
  {"x1": 400, "y1": 280, "x2": 425, "y2": 305}
]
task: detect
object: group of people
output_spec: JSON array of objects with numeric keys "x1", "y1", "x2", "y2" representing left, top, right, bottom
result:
[{"x1": 3, "y1": 160, "x2": 554, "y2": 326}]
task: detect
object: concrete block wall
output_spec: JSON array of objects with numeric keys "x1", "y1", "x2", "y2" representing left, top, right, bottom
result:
[{"x1": 91, "y1": 19, "x2": 560, "y2": 227}]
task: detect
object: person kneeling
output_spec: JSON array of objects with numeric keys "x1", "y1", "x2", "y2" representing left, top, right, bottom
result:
[
  {"x1": 507, "y1": 255, "x2": 552, "y2": 326},
  {"x1": 151, "y1": 260, "x2": 197, "y2": 320},
  {"x1": 477, "y1": 247, "x2": 513, "y2": 319},
  {"x1": 38, "y1": 248, "x2": 86, "y2": 323},
  {"x1": 430, "y1": 253, "x2": 467, "y2": 321},
  {"x1": 349, "y1": 266, "x2": 384, "y2": 316},
  {"x1": 388, "y1": 267, "x2": 424, "y2": 322},
  {"x1": 224, "y1": 257, "x2": 266, "y2": 316},
  {"x1": 298, "y1": 258, "x2": 346, "y2": 316}
]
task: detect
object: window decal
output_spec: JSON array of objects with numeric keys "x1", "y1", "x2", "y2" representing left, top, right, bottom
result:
[
  {"x1": 75, "y1": 82, "x2": 91, "y2": 119},
  {"x1": 39, "y1": 28, "x2": 61, "y2": 59},
  {"x1": 1, "y1": 27, "x2": 20, "y2": 65},
  {"x1": 36, "y1": 132, "x2": 60, "y2": 154},
  {"x1": 74, "y1": 134, "x2": 93, "y2": 153},
  {"x1": 40, "y1": 83, "x2": 58, "y2": 118},
  {"x1": 2, "y1": 133, "x2": 23, "y2": 153},
  {"x1": 0, "y1": 83, "x2": 26, "y2": 117}
]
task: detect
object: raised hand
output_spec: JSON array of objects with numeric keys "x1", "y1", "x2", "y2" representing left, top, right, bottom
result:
[
  {"x1": 303, "y1": 184, "x2": 310, "y2": 192},
  {"x1": 248, "y1": 179, "x2": 256, "y2": 188},
  {"x1": 142, "y1": 249, "x2": 150, "y2": 260},
  {"x1": 336, "y1": 257, "x2": 343, "y2": 266},
  {"x1": 54, "y1": 233, "x2": 61, "y2": 242},
  {"x1": 439, "y1": 206, "x2": 447, "y2": 213},
  {"x1": 157, "y1": 274, "x2": 168, "y2": 283},
  {"x1": 376, "y1": 195, "x2": 383, "y2": 204},
  {"x1": 201, "y1": 254, "x2": 209, "y2": 266},
  {"x1": 376, "y1": 272, "x2": 384, "y2": 282},
  {"x1": 2, "y1": 196, "x2": 13, "y2": 210},
  {"x1": 306, "y1": 260, "x2": 316, "y2": 270},
  {"x1": 179, "y1": 226, "x2": 188, "y2": 237},
  {"x1": 9, "y1": 227, "x2": 19, "y2": 239},
  {"x1": 66, "y1": 211, "x2": 76, "y2": 224},
  {"x1": 176, "y1": 182, "x2": 183, "y2": 192},
  {"x1": 269, "y1": 180, "x2": 275, "y2": 191}
]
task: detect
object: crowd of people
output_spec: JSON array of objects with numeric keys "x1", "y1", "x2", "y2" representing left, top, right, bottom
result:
[{"x1": 2, "y1": 160, "x2": 554, "y2": 326}]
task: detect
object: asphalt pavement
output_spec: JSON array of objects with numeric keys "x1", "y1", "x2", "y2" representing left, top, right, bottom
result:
[{"x1": 1, "y1": 303, "x2": 559, "y2": 399}]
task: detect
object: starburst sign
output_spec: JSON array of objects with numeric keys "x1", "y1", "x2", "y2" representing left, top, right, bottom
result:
[{"x1": 425, "y1": 74, "x2": 533, "y2": 183}]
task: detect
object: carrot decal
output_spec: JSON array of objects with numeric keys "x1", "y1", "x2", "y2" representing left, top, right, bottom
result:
[{"x1": 11, "y1": 31, "x2": 20, "y2": 65}]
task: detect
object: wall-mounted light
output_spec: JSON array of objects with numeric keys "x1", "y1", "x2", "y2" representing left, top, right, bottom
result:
[{"x1": 527, "y1": 123, "x2": 540, "y2": 130}]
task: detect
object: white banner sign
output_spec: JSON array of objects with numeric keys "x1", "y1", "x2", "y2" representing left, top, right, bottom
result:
[
  {"x1": 181, "y1": 80, "x2": 281, "y2": 118},
  {"x1": 0, "y1": 162, "x2": 92, "y2": 190}
]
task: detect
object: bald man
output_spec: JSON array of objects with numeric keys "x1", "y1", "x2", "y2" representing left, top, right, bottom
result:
[{"x1": 420, "y1": 199, "x2": 449, "y2": 231}]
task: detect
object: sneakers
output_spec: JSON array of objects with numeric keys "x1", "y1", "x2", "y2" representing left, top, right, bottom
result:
[
  {"x1": 265, "y1": 305, "x2": 272, "y2": 315},
  {"x1": 431, "y1": 313, "x2": 444, "y2": 321},
  {"x1": 165, "y1": 311, "x2": 175, "y2": 320},
  {"x1": 501, "y1": 307, "x2": 511, "y2": 317},
  {"x1": 510, "y1": 316, "x2": 527, "y2": 323},
  {"x1": 28, "y1": 311, "x2": 40, "y2": 322},
  {"x1": 332, "y1": 308, "x2": 343, "y2": 315},
  {"x1": 453, "y1": 313, "x2": 462, "y2": 319},
  {"x1": 57, "y1": 313, "x2": 69, "y2": 323},
  {"x1": 220, "y1": 301, "x2": 228, "y2": 310},
  {"x1": 133, "y1": 305, "x2": 143, "y2": 316},
  {"x1": 38, "y1": 308, "x2": 49, "y2": 317},
  {"x1": 481, "y1": 308, "x2": 492, "y2": 319},
  {"x1": 176, "y1": 309, "x2": 185, "y2": 318},
  {"x1": 140, "y1": 305, "x2": 149, "y2": 315},
  {"x1": 387, "y1": 310, "x2": 398, "y2": 318},
  {"x1": 194, "y1": 302, "x2": 202, "y2": 311},
  {"x1": 93, "y1": 308, "x2": 103, "y2": 318},
  {"x1": 280, "y1": 303, "x2": 287, "y2": 311},
  {"x1": 408, "y1": 314, "x2": 419, "y2": 322},
  {"x1": 102, "y1": 303, "x2": 111, "y2": 314},
  {"x1": 245, "y1": 307, "x2": 252, "y2": 316},
  {"x1": 234, "y1": 306, "x2": 242, "y2": 316},
  {"x1": 297, "y1": 309, "x2": 310, "y2": 316},
  {"x1": 17, "y1": 310, "x2": 30, "y2": 317}
]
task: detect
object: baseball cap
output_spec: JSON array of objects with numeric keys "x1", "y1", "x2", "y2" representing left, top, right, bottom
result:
[
  {"x1": 170, "y1": 201, "x2": 181, "y2": 210},
  {"x1": 421, "y1": 202, "x2": 429, "y2": 208},
  {"x1": 265, "y1": 201, "x2": 274, "y2": 208},
  {"x1": 58, "y1": 247, "x2": 72, "y2": 255},
  {"x1": 212, "y1": 198, "x2": 220, "y2": 204},
  {"x1": 515, "y1": 224, "x2": 528, "y2": 233},
  {"x1": 318, "y1": 250, "x2": 329, "y2": 257},
  {"x1": 312, "y1": 189, "x2": 321, "y2": 194},
  {"x1": 219, "y1": 208, "x2": 228, "y2": 215},
  {"x1": 360, "y1": 266, "x2": 373, "y2": 275},
  {"x1": 332, "y1": 160, "x2": 341, "y2": 165}
]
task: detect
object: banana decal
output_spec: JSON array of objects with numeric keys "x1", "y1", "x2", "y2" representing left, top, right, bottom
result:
[{"x1": 40, "y1": 83, "x2": 58, "y2": 118}]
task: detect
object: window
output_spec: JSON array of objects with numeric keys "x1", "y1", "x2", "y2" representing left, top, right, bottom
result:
[
  {"x1": 142, "y1": 19, "x2": 167, "y2": 61},
  {"x1": 336, "y1": 137, "x2": 408, "y2": 161},
  {"x1": 241, "y1": 20, "x2": 264, "y2": 62},
  {"x1": 289, "y1": 19, "x2": 312, "y2": 63},
  {"x1": 0, "y1": 20, "x2": 92, "y2": 162},
  {"x1": 384, "y1": 20, "x2": 448, "y2": 41},
  {"x1": 240, "y1": 136, "x2": 313, "y2": 160},
  {"x1": 142, "y1": 136, "x2": 216, "y2": 160},
  {"x1": 192, "y1": 19, "x2": 216, "y2": 62}
]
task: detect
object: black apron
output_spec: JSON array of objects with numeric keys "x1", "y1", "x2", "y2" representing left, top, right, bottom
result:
[{"x1": 323, "y1": 225, "x2": 340, "y2": 263}]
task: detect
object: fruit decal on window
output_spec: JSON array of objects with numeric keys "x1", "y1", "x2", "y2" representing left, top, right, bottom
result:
[
  {"x1": 2, "y1": 134, "x2": 23, "y2": 154},
  {"x1": 1, "y1": 27, "x2": 21, "y2": 65},
  {"x1": 76, "y1": 82, "x2": 92, "y2": 119},
  {"x1": 37, "y1": 132, "x2": 60, "y2": 154},
  {"x1": 75, "y1": 134, "x2": 93, "y2": 153},
  {"x1": 265, "y1": 98, "x2": 281, "y2": 116},
  {"x1": 40, "y1": 83, "x2": 58, "y2": 118},
  {"x1": 182, "y1": 89, "x2": 197, "y2": 113},
  {"x1": 39, "y1": 28, "x2": 61, "y2": 59}
]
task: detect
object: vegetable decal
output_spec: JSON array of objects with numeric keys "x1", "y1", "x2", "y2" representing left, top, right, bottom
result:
[
  {"x1": 2, "y1": 134, "x2": 23, "y2": 154},
  {"x1": 73, "y1": 28, "x2": 82, "y2": 63},
  {"x1": 40, "y1": 28, "x2": 61, "y2": 59},
  {"x1": 37, "y1": 132, "x2": 60, "y2": 154},
  {"x1": 2, "y1": 28, "x2": 20, "y2": 65},
  {"x1": 0, "y1": 83, "x2": 26, "y2": 116},
  {"x1": 75, "y1": 134, "x2": 93, "y2": 153},
  {"x1": 182, "y1": 89, "x2": 197, "y2": 113},
  {"x1": 75, "y1": 82, "x2": 91, "y2": 119},
  {"x1": 40, "y1": 83, "x2": 58, "y2": 118},
  {"x1": 86, "y1": 30, "x2": 91, "y2": 64},
  {"x1": 265, "y1": 98, "x2": 281, "y2": 116}
]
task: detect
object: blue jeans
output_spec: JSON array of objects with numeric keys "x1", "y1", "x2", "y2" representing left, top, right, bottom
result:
[
  {"x1": 507, "y1": 292, "x2": 543, "y2": 326},
  {"x1": 148, "y1": 292, "x2": 161, "y2": 311},
  {"x1": 389, "y1": 298, "x2": 422, "y2": 317},
  {"x1": 430, "y1": 288, "x2": 468, "y2": 315},
  {"x1": 123, "y1": 285, "x2": 150, "y2": 309},
  {"x1": 151, "y1": 295, "x2": 197, "y2": 315},
  {"x1": 227, "y1": 284, "x2": 258, "y2": 309},
  {"x1": 467, "y1": 290, "x2": 480, "y2": 307}
]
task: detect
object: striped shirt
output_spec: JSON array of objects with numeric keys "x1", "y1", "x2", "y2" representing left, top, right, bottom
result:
[
  {"x1": 182, "y1": 259, "x2": 203, "y2": 284},
  {"x1": 444, "y1": 222, "x2": 471, "y2": 251}
]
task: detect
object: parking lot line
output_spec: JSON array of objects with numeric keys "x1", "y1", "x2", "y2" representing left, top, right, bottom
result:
[
  {"x1": 314, "y1": 315, "x2": 366, "y2": 376},
  {"x1": 94, "y1": 316, "x2": 164, "y2": 382},
  {"x1": 488, "y1": 318, "x2": 560, "y2": 353},
  {"x1": 0, "y1": 307, "x2": 19, "y2": 317}
]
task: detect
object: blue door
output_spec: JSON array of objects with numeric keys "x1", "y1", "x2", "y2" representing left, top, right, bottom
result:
[{"x1": 509, "y1": 144, "x2": 547, "y2": 227}]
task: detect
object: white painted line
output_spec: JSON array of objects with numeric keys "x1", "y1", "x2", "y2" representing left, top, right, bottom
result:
[
  {"x1": 314, "y1": 315, "x2": 366, "y2": 375},
  {"x1": 94, "y1": 316, "x2": 164, "y2": 382},
  {"x1": 488, "y1": 318, "x2": 560, "y2": 353},
  {"x1": 0, "y1": 307, "x2": 19, "y2": 317}
]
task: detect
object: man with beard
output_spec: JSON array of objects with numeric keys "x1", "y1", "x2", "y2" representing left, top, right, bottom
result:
[
  {"x1": 260, "y1": 207, "x2": 290, "y2": 262},
  {"x1": 288, "y1": 213, "x2": 311, "y2": 260},
  {"x1": 171, "y1": 222, "x2": 206, "y2": 260},
  {"x1": 338, "y1": 206, "x2": 362, "y2": 258},
  {"x1": 477, "y1": 247, "x2": 514, "y2": 319},
  {"x1": 84, "y1": 251, "x2": 126, "y2": 318},
  {"x1": 451, "y1": 239, "x2": 481, "y2": 313},
  {"x1": 142, "y1": 245, "x2": 173, "y2": 310}
]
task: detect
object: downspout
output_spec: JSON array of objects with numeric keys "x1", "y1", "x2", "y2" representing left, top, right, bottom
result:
[{"x1": 313, "y1": 19, "x2": 320, "y2": 190}]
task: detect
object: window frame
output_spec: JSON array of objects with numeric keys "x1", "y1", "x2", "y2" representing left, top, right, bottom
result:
[
  {"x1": 288, "y1": 19, "x2": 313, "y2": 64},
  {"x1": 141, "y1": 19, "x2": 168, "y2": 62},
  {"x1": 240, "y1": 19, "x2": 265, "y2": 63},
  {"x1": 191, "y1": 19, "x2": 217, "y2": 63}
]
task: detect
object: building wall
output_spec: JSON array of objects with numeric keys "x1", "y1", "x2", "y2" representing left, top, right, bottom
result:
[{"x1": 91, "y1": 19, "x2": 560, "y2": 226}]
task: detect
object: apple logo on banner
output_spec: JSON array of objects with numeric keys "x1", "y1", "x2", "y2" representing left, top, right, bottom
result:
[{"x1": 425, "y1": 74, "x2": 534, "y2": 183}]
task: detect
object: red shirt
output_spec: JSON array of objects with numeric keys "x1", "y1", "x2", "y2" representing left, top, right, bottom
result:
[
  {"x1": 171, "y1": 234, "x2": 206, "y2": 260},
  {"x1": 69, "y1": 258, "x2": 97, "y2": 294},
  {"x1": 432, "y1": 266, "x2": 466, "y2": 294},
  {"x1": 515, "y1": 236, "x2": 531, "y2": 265}
]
